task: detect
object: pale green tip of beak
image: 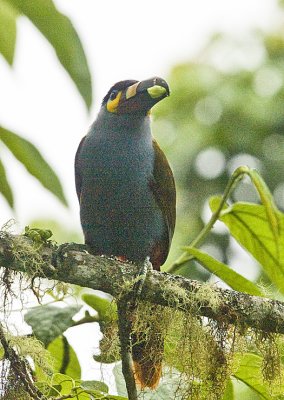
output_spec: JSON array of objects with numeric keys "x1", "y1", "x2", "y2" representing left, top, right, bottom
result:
[{"x1": 147, "y1": 85, "x2": 167, "y2": 99}]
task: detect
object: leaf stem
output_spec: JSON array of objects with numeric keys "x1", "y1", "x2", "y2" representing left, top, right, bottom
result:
[{"x1": 168, "y1": 166, "x2": 249, "y2": 274}]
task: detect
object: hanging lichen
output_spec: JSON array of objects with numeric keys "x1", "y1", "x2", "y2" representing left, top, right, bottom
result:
[
  {"x1": 0, "y1": 228, "x2": 55, "y2": 399},
  {"x1": 98, "y1": 279, "x2": 283, "y2": 400}
]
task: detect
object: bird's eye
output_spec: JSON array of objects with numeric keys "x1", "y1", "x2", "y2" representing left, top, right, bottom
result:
[{"x1": 109, "y1": 90, "x2": 118, "y2": 101}]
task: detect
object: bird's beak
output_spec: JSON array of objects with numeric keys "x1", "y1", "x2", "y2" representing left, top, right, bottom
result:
[
  {"x1": 128, "y1": 77, "x2": 170, "y2": 99},
  {"x1": 117, "y1": 77, "x2": 170, "y2": 114}
]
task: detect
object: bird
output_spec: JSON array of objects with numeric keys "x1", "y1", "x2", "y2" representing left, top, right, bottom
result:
[{"x1": 75, "y1": 77, "x2": 176, "y2": 389}]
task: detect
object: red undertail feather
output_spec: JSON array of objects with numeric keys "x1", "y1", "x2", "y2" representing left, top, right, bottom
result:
[
  {"x1": 133, "y1": 359, "x2": 162, "y2": 389},
  {"x1": 131, "y1": 318, "x2": 164, "y2": 390}
]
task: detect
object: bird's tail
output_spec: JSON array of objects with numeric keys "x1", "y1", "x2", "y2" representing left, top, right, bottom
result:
[{"x1": 131, "y1": 327, "x2": 164, "y2": 389}]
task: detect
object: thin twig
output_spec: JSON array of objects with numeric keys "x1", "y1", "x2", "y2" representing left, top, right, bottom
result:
[{"x1": 117, "y1": 296, "x2": 138, "y2": 400}]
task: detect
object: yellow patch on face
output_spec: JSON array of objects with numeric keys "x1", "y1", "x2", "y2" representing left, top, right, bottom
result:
[{"x1": 107, "y1": 91, "x2": 122, "y2": 113}]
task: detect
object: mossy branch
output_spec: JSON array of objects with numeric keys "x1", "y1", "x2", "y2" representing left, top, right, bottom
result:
[{"x1": 1, "y1": 232, "x2": 284, "y2": 335}]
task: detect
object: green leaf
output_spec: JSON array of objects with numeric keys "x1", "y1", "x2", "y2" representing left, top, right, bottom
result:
[
  {"x1": 76, "y1": 378, "x2": 127, "y2": 400},
  {"x1": 210, "y1": 197, "x2": 284, "y2": 294},
  {"x1": 183, "y1": 247, "x2": 264, "y2": 296},
  {"x1": 82, "y1": 292, "x2": 117, "y2": 322},
  {"x1": 24, "y1": 304, "x2": 81, "y2": 346},
  {"x1": 248, "y1": 169, "x2": 280, "y2": 240},
  {"x1": 7, "y1": 0, "x2": 92, "y2": 109},
  {"x1": 0, "y1": 158, "x2": 13, "y2": 207},
  {"x1": 80, "y1": 380, "x2": 109, "y2": 393},
  {"x1": 0, "y1": 126, "x2": 67, "y2": 206},
  {"x1": 51, "y1": 373, "x2": 74, "y2": 395},
  {"x1": 210, "y1": 196, "x2": 229, "y2": 213},
  {"x1": 35, "y1": 382, "x2": 61, "y2": 397},
  {"x1": 47, "y1": 336, "x2": 81, "y2": 379},
  {"x1": 0, "y1": 1, "x2": 17, "y2": 64},
  {"x1": 222, "y1": 379, "x2": 234, "y2": 399},
  {"x1": 233, "y1": 353, "x2": 283, "y2": 399},
  {"x1": 95, "y1": 395, "x2": 127, "y2": 400},
  {"x1": 70, "y1": 392, "x2": 91, "y2": 400}
]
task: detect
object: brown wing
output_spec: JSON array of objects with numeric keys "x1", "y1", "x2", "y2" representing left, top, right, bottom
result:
[
  {"x1": 150, "y1": 139, "x2": 176, "y2": 267},
  {"x1": 74, "y1": 135, "x2": 86, "y2": 203}
]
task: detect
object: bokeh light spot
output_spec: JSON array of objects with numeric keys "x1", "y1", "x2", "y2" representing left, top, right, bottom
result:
[
  {"x1": 227, "y1": 153, "x2": 262, "y2": 175},
  {"x1": 195, "y1": 147, "x2": 226, "y2": 179},
  {"x1": 209, "y1": 35, "x2": 266, "y2": 72},
  {"x1": 194, "y1": 96, "x2": 223, "y2": 125},
  {"x1": 253, "y1": 66, "x2": 282, "y2": 97},
  {"x1": 262, "y1": 134, "x2": 284, "y2": 162}
]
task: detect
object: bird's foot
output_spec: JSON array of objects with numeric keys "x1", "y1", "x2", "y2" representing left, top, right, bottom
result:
[{"x1": 132, "y1": 257, "x2": 152, "y2": 300}]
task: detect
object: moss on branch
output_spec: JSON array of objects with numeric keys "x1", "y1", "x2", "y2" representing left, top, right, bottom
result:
[{"x1": 0, "y1": 231, "x2": 283, "y2": 335}]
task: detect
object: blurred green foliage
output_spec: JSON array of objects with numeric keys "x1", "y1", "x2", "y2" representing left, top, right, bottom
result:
[
  {"x1": 1, "y1": 0, "x2": 92, "y2": 108},
  {"x1": 0, "y1": 0, "x2": 92, "y2": 208},
  {"x1": 154, "y1": 31, "x2": 284, "y2": 279}
]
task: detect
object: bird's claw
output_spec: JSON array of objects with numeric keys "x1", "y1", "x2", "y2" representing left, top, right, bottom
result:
[{"x1": 132, "y1": 257, "x2": 152, "y2": 300}]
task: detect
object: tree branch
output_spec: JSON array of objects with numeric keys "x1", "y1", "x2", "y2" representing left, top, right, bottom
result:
[{"x1": 0, "y1": 232, "x2": 284, "y2": 335}]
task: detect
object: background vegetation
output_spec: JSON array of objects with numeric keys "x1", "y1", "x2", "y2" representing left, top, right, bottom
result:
[{"x1": 0, "y1": 0, "x2": 284, "y2": 399}]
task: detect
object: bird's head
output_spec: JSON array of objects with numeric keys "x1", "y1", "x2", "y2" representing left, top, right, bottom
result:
[{"x1": 102, "y1": 77, "x2": 170, "y2": 115}]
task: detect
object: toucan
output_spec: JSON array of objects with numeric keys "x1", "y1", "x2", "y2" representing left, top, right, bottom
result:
[{"x1": 75, "y1": 77, "x2": 176, "y2": 389}]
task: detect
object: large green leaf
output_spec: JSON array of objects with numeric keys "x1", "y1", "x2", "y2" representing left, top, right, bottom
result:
[
  {"x1": 233, "y1": 353, "x2": 283, "y2": 399},
  {"x1": 0, "y1": 157, "x2": 13, "y2": 207},
  {"x1": 222, "y1": 379, "x2": 234, "y2": 400},
  {"x1": 210, "y1": 197, "x2": 284, "y2": 294},
  {"x1": 82, "y1": 292, "x2": 117, "y2": 322},
  {"x1": 47, "y1": 336, "x2": 81, "y2": 379},
  {"x1": 80, "y1": 380, "x2": 109, "y2": 393},
  {"x1": 183, "y1": 247, "x2": 264, "y2": 296},
  {"x1": 0, "y1": 1, "x2": 17, "y2": 65},
  {"x1": 248, "y1": 169, "x2": 280, "y2": 240},
  {"x1": 24, "y1": 304, "x2": 81, "y2": 346},
  {"x1": 50, "y1": 373, "x2": 74, "y2": 396},
  {"x1": 0, "y1": 126, "x2": 67, "y2": 206},
  {"x1": 7, "y1": 0, "x2": 92, "y2": 109}
]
